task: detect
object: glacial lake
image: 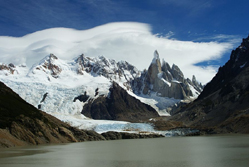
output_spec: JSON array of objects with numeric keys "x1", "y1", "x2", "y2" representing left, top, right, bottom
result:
[{"x1": 0, "y1": 135, "x2": 249, "y2": 167}]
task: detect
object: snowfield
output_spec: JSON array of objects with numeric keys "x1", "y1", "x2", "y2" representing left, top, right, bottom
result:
[
  {"x1": 0, "y1": 60, "x2": 163, "y2": 134},
  {"x1": 0, "y1": 51, "x2": 201, "y2": 135},
  {"x1": 1, "y1": 75, "x2": 162, "y2": 134}
]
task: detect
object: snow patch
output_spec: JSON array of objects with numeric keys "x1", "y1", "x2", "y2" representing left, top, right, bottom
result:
[
  {"x1": 240, "y1": 62, "x2": 247, "y2": 68},
  {"x1": 188, "y1": 83, "x2": 200, "y2": 98},
  {"x1": 172, "y1": 79, "x2": 181, "y2": 84},
  {"x1": 158, "y1": 72, "x2": 171, "y2": 86}
]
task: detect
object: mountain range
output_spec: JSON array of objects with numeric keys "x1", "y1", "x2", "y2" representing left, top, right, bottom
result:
[{"x1": 0, "y1": 50, "x2": 202, "y2": 124}]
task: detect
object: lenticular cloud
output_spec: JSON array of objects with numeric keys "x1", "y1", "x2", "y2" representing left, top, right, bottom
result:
[{"x1": 0, "y1": 22, "x2": 234, "y2": 83}]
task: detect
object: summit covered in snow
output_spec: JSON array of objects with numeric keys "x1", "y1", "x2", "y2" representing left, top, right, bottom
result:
[{"x1": 0, "y1": 50, "x2": 203, "y2": 133}]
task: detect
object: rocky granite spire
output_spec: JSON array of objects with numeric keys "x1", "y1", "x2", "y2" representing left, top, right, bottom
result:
[
  {"x1": 171, "y1": 64, "x2": 184, "y2": 82},
  {"x1": 145, "y1": 50, "x2": 162, "y2": 85},
  {"x1": 161, "y1": 59, "x2": 173, "y2": 81},
  {"x1": 133, "y1": 50, "x2": 203, "y2": 99}
]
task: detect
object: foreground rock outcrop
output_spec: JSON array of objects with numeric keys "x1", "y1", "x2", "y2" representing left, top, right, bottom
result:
[
  {"x1": 171, "y1": 36, "x2": 249, "y2": 134},
  {"x1": 0, "y1": 81, "x2": 106, "y2": 148}
]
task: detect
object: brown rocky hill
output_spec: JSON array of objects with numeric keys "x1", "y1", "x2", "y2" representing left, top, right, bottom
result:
[
  {"x1": 170, "y1": 36, "x2": 249, "y2": 133},
  {"x1": 0, "y1": 81, "x2": 106, "y2": 148},
  {"x1": 82, "y1": 82, "x2": 159, "y2": 122}
]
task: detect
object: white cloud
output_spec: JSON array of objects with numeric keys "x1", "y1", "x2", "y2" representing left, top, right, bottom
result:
[{"x1": 0, "y1": 22, "x2": 237, "y2": 84}]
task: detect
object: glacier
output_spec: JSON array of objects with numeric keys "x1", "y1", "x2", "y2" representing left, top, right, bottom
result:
[{"x1": 0, "y1": 52, "x2": 203, "y2": 135}]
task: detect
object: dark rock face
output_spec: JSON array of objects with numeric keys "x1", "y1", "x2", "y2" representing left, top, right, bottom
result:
[
  {"x1": 40, "y1": 92, "x2": 48, "y2": 103},
  {"x1": 38, "y1": 93, "x2": 49, "y2": 109},
  {"x1": 82, "y1": 95, "x2": 113, "y2": 120},
  {"x1": 73, "y1": 91, "x2": 89, "y2": 102},
  {"x1": 172, "y1": 36, "x2": 249, "y2": 134},
  {"x1": 198, "y1": 37, "x2": 249, "y2": 100},
  {"x1": 82, "y1": 82, "x2": 159, "y2": 122},
  {"x1": 171, "y1": 64, "x2": 184, "y2": 82},
  {"x1": 0, "y1": 81, "x2": 105, "y2": 148}
]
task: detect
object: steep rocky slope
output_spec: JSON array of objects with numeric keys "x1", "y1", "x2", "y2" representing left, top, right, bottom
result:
[
  {"x1": 171, "y1": 36, "x2": 249, "y2": 133},
  {"x1": 82, "y1": 82, "x2": 159, "y2": 122},
  {"x1": 0, "y1": 81, "x2": 105, "y2": 148}
]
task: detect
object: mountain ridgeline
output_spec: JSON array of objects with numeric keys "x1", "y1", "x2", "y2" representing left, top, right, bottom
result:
[
  {"x1": 0, "y1": 50, "x2": 202, "y2": 122},
  {"x1": 171, "y1": 36, "x2": 249, "y2": 133},
  {"x1": 74, "y1": 51, "x2": 203, "y2": 100}
]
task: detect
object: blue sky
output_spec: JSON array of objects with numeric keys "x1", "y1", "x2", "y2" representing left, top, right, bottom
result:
[
  {"x1": 1, "y1": 0, "x2": 248, "y2": 39},
  {"x1": 0, "y1": 0, "x2": 249, "y2": 83}
]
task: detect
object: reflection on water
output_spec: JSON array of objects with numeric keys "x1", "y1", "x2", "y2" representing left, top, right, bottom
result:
[
  {"x1": 0, "y1": 147, "x2": 50, "y2": 159},
  {"x1": 1, "y1": 135, "x2": 249, "y2": 167}
]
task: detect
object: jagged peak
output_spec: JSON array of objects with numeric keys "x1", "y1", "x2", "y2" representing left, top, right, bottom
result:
[
  {"x1": 75, "y1": 54, "x2": 92, "y2": 66},
  {"x1": 230, "y1": 36, "x2": 249, "y2": 62},
  {"x1": 154, "y1": 50, "x2": 159, "y2": 59},
  {"x1": 151, "y1": 50, "x2": 160, "y2": 64},
  {"x1": 161, "y1": 59, "x2": 171, "y2": 72},
  {"x1": 49, "y1": 53, "x2": 58, "y2": 60},
  {"x1": 192, "y1": 75, "x2": 197, "y2": 82},
  {"x1": 117, "y1": 60, "x2": 128, "y2": 66},
  {"x1": 76, "y1": 54, "x2": 85, "y2": 62},
  {"x1": 98, "y1": 55, "x2": 107, "y2": 60},
  {"x1": 191, "y1": 75, "x2": 203, "y2": 90},
  {"x1": 28, "y1": 53, "x2": 65, "y2": 78},
  {"x1": 171, "y1": 64, "x2": 182, "y2": 74},
  {"x1": 172, "y1": 63, "x2": 177, "y2": 68},
  {"x1": 97, "y1": 55, "x2": 113, "y2": 62},
  {"x1": 96, "y1": 55, "x2": 117, "y2": 67},
  {"x1": 37, "y1": 53, "x2": 59, "y2": 65},
  {"x1": 241, "y1": 35, "x2": 249, "y2": 48}
]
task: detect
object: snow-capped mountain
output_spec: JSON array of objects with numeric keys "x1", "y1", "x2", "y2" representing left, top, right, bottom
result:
[
  {"x1": 75, "y1": 54, "x2": 141, "y2": 91},
  {"x1": 0, "y1": 51, "x2": 202, "y2": 130}
]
